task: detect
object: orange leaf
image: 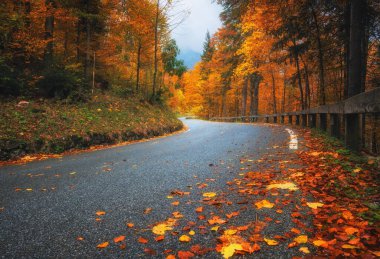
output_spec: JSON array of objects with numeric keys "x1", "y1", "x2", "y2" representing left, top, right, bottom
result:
[
  {"x1": 342, "y1": 211, "x2": 354, "y2": 220},
  {"x1": 97, "y1": 241, "x2": 109, "y2": 248},
  {"x1": 166, "y1": 255, "x2": 176, "y2": 259},
  {"x1": 96, "y1": 211, "x2": 106, "y2": 216},
  {"x1": 344, "y1": 227, "x2": 359, "y2": 235},
  {"x1": 113, "y1": 235, "x2": 125, "y2": 243},
  {"x1": 127, "y1": 223, "x2": 134, "y2": 228},
  {"x1": 195, "y1": 207, "x2": 203, "y2": 213},
  {"x1": 178, "y1": 250, "x2": 195, "y2": 259},
  {"x1": 171, "y1": 201, "x2": 180, "y2": 206},
  {"x1": 138, "y1": 237, "x2": 149, "y2": 244},
  {"x1": 252, "y1": 243, "x2": 260, "y2": 252},
  {"x1": 155, "y1": 235, "x2": 165, "y2": 242}
]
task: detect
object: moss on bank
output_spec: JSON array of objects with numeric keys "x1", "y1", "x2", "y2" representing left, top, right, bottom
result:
[{"x1": 0, "y1": 95, "x2": 183, "y2": 161}]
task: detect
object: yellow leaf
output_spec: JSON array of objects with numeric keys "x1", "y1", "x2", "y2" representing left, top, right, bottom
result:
[
  {"x1": 313, "y1": 240, "x2": 327, "y2": 247},
  {"x1": 294, "y1": 235, "x2": 308, "y2": 244},
  {"x1": 203, "y1": 192, "x2": 216, "y2": 198},
  {"x1": 179, "y1": 235, "x2": 191, "y2": 242},
  {"x1": 306, "y1": 202, "x2": 324, "y2": 209},
  {"x1": 342, "y1": 244, "x2": 358, "y2": 249},
  {"x1": 189, "y1": 230, "x2": 195, "y2": 236},
  {"x1": 97, "y1": 241, "x2": 109, "y2": 248},
  {"x1": 264, "y1": 238, "x2": 278, "y2": 246},
  {"x1": 267, "y1": 182, "x2": 299, "y2": 191},
  {"x1": 352, "y1": 168, "x2": 361, "y2": 173},
  {"x1": 26, "y1": 188, "x2": 33, "y2": 191},
  {"x1": 224, "y1": 229, "x2": 237, "y2": 235},
  {"x1": 152, "y1": 223, "x2": 173, "y2": 235},
  {"x1": 211, "y1": 226, "x2": 220, "y2": 231},
  {"x1": 167, "y1": 195, "x2": 173, "y2": 199},
  {"x1": 255, "y1": 200, "x2": 274, "y2": 209},
  {"x1": 299, "y1": 247, "x2": 310, "y2": 254},
  {"x1": 221, "y1": 244, "x2": 243, "y2": 259}
]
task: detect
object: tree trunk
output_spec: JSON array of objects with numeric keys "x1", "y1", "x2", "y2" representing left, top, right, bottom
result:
[
  {"x1": 294, "y1": 52, "x2": 305, "y2": 110},
  {"x1": 311, "y1": 6, "x2": 326, "y2": 105},
  {"x1": 152, "y1": 0, "x2": 160, "y2": 101},
  {"x1": 84, "y1": 2, "x2": 91, "y2": 83},
  {"x1": 44, "y1": 0, "x2": 55, "y2": 67},
  {"x1": 136, "y1": 40, "x2": 142, "y2": 91},
  {"x1": 348, "y1": 0, "x2": 365, "y2": 97},
  {"x1": 343, "y1": 1, "x2": 350, "y2": 98},
  {"x1": 304, "y1": 67, "x2": 311, "y2": 109},
  {"x1": 271, "y1": 70, "x2": 277, "y2": 114},
  {"x1": 241, "y1": 77, "x2": 248, "y2": 118},
  {"x1": 346, "y1": 0, "x2": 367, "y2": 151},
  {"x1": 76, "y1": 18, "x2": 81, "y2": 62},
  {"x1": 282, "y1": 69, "x2": 286, "y2": 112}
]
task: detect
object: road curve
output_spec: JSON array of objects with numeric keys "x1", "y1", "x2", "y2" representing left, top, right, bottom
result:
[{"x1": 0, "y1": 119, "x2": 298, "y2": 258}]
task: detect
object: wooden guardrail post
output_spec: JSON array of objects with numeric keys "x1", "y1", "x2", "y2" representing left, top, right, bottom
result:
[
  {"x1": 281, "y1": 115, "x2": 284, "y2": 124},
  {"x1": 296, "y1": 115, "x2": 300, "y2": 125},
  {"x1": 302, "y1": 114, "x2": 307, "y2": 127},
  {"x1": 288, "y1": 115, "x2": 293, "y2": 124},
  {"x1": 330, "y1": 114, "x2": 341, "y2": 138},
  {"x1": 309, "y1": 114, "x2": 316, "y2": 128},
  {"x1": 265, "y1": 116, "x2": 269, "y2": 123},
  {"x1": 345, "y1": 114, "x2": 361, "y2": 151},
  {"x1": 273, "y1": 116, "x2": 277, "y2": 123},
  {"x1": 319, "y1": 114, "x2": 327, "y2": 131}
]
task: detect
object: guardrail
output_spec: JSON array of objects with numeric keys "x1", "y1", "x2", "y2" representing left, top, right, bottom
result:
[{"x1": 211, "y1": 87, "x2": 380, "y2": 154}]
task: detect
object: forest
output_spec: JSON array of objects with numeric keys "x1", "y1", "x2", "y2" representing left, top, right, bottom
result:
[
  {"x1": 175, "y1": 0, "x2": 379, "y2": 119},
  {"x1": 0, "y1": 0, "x2": 186, "y2": 102}
]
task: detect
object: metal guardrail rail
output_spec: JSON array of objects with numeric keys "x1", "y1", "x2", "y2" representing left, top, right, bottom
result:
[{"x1": 211, "y1": 87, "x2": 380, "y2": 152}]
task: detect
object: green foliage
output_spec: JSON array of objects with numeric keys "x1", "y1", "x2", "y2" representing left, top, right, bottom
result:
[
  {"x1": 0, "y1": 58, "x2": 22, "y2": 96},
  {"x1": 36, "y1": 64, "x2": 87, "y2": 101}
]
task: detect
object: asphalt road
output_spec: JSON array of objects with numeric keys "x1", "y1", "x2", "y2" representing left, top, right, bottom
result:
[{"x1": 0, "y1": 119, "x2": 308, "y2": 258}]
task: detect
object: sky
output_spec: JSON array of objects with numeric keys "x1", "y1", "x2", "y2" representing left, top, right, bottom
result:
[{"x1": 170, "y1": 0, "x2": 222, "y2": 68}]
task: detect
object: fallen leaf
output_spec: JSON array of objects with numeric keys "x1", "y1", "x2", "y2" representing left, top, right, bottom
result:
[
  {"x1": 155, "y1": 235, "x2": 165, "y2": 242},
  {"x1": 208, "y1": 216, "x2": 226, "y2": 225},
  {"x1": 77, "y1": 236, "x2": 84, "y2": 241},
  {"x1": 179, "y1": 235, "x2": 191, "y2": 242},
  {"x1": 224, "y1": 229, "x2": 237, "y2": 235},
  {"x1": 178, "y1": 250, "x2": 194, "y2": 259},
  {"x1": 267, "y1": 182, "x2": 299, "y2": 191},
  {"x1": 211, "y1": 226, "x2": 220, "y2": 231},
  {"x1": 203, "y1": 192, "x2": 216, "y2": 198},
  {"x1": 127, "y1": 223, "x2": 134, "y2": 228},
  {"x1": 306, "y1": 202, "x2": 324, "y2": 209},
  {"x1": 264, "y1": 238, "x2": 278, "y2": 246},
  {"x1": 342, "y1": 211, "x2": 354, "y2": 220},
  {"x1": 171, "y1": 201, "x2": 180, "y2": 206},
  {"x1": 144, "y1": 208, "x2": 152, "y2": 214},
  {"x1": 166, "y1": 255, "x2": 176, "y2": 259},
  {"x1": 96, "y1": 211, "x2": 106, "y2": 216},
  {"x1": 342, "y1": 244, "x2": 358, "y2": 249},
  {"x1": 255, "y1": 200, "x2": 274, "y2": 209},
  {"x1": 294, "y1": 235, "x2": 308, "y2": 244},
  {"x1": 138, "y1": 237, "x2": 148, "y2": 244},
  {"x1": 195, "y1": 207, "x2": 203, "y2": 213},
  {"x1": 113, "y1": 235, "x2": 125, "y2": 243},
  {"x1": 299, "y1": 247, "x2": 310, "y2": 254},
  {"x1": 313, "y1": 239, "x2": 328, "y2": 248},
  {"x1": 344, "y1": 227, "x2": 359, "y2": 235},
  {"x1": 97, "y1": 242, "x2": 109, "y2": 248},
  {"x1": 221, "y1": 244, "x2": 243, "y2": 259},
  {"x1": 189, "y1": 230, "x2": 195, "y2": 236},
  {"x1": 152, "y1": 223, "x2": 173, "y2": 235}
]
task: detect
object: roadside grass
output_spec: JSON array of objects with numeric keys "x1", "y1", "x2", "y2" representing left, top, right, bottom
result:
[
  {"x1": 0, "y1": 94, "x2": 183, "y2": 160},
  {"x1": 310, "y1": 129, "x2": 380, "y2": 226}
]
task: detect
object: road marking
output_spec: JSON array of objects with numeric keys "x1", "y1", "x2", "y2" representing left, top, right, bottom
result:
[{"x1": 285, "y1": 128, "x2": 298, "y2": 150}]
